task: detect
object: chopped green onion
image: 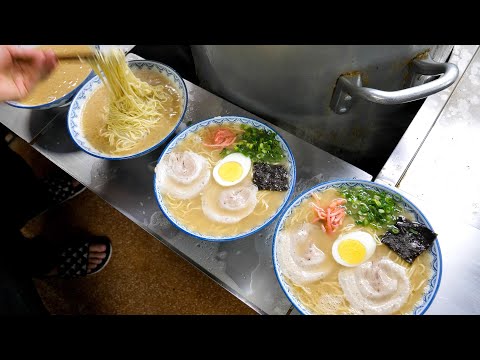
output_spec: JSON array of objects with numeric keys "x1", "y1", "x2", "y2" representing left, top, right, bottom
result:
[{"x1": 339, "y1": 185, "x2": 404, "y2": 233}]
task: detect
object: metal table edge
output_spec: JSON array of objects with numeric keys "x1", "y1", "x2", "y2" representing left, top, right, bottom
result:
[{"x1": 375, "y1": 45, "x2": 480, "y2": 186}]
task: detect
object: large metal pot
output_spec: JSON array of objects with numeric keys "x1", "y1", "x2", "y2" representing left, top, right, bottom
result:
[{"x1": 191, "y1": 45, "x2": 458, "y2": 175}]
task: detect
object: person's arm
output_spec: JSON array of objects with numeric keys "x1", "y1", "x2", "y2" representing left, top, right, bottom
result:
[{"x1": 0, "y1": 45, "x2": 58, "y2": 102}]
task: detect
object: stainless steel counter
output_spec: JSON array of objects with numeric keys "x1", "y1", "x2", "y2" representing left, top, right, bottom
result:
[
  {"x1": 378, "y1": 45, "x2": 480, "y2": 231},
  {"x1": 376, "y1": 44, "x2": 480, "y2": 314},
  {"x1": 376, "y1": 45, "x2": 479, "y2": 184},
  {"x1": 396, "y1": 47, "x2": 480, "y2": 231},
  {"x1": 27, "y1": 79, "x2": 371, "y2": 315},
  {"x1": 0, "y1": 104, "x2": 68, "y2": 144}
]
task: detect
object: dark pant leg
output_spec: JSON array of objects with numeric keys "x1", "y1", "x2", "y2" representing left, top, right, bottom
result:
[
  {"x1": 1, "y1": 141, "x2": 50, "y2": 230},
  {"x1": 0, "y1": 229, "x2": 48, "y2": 315},
  {"x1": 0, "y1": 140, "x2": 50, "y2": 315}
]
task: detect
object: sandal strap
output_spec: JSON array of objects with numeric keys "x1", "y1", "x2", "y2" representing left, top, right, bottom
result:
[
  {"x1": 58, "y1": 240, "x2": 89, "y2": 279},
  {"x1": 41, "y1": 173, "x2": 85, "y2": 206}
]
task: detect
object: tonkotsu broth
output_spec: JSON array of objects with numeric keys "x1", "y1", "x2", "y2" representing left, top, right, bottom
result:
[
  {"x1": 163, "y1": 123, "x2": 290, "y2": 237},
  {"x1": 18, "y1": 45, "x2": 92, "y2": 105},
  {"x1": 82, "y1": 69, "x2": 182, "y2": 156},
  {"x1": 279, "y1": 188, "x2": 433, "y2": 315}
]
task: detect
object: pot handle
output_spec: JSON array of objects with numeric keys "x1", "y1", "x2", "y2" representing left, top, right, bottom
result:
[{"x1": 330, "y1": 56, "x2": 459, "y2": 114}]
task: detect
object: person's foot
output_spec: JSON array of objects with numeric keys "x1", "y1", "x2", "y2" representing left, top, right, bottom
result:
[
  {"x1": 85, "y1": 243, "x2": 108, "y2": 273},
  {"x1": 45, "y1": 242, "x2": 109, "y2": 277}
]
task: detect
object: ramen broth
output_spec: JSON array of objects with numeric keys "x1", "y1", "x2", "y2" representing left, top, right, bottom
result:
[
  {"x1": 163, "y1": 124, "x2": 289, "y2": 237},
  {"x1": 18, "y1": 45, "x2": 92, "y2": 105},
  {"x1": 280, "y1": 188, "x2": 433, "y2": 315},
  {"x1": 82, "y1": 69, "x2": 182, "y2": 156}
]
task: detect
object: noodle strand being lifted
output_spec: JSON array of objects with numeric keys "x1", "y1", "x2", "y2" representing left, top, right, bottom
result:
[{"x1": 88, "y1": 48, "x2": 172, "y2": 153}]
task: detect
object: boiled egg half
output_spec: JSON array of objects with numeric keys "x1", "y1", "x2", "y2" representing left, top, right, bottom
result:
[
  {"x1": 213, "y1": 153, "x2": 251, "y2": 187},
  {"x1": 332, "y1": 231, "x2": 376, "y2": 267}
]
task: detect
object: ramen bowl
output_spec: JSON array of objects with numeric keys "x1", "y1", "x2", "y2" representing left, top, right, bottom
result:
[
  {"x1": 154, "y1": 116, "x2": 296, "y2": 242},
  {"x1": 67, "y1": 60, "x2": 188, "y2": 160},
  {"x1": 273, "y1": 179, "x2": 442, "y2": 315},
  {"x1": 6, "y1": 45, "x2": 98, "y2": 110}
]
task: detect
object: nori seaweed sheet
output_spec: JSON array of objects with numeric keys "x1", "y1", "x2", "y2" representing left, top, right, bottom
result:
[
  {"x1": 252, "y1": 163, "x2": 289, "y2": 191},
  {"x1": 381, "y1": 216, "x2": 438, "y2": 264}
]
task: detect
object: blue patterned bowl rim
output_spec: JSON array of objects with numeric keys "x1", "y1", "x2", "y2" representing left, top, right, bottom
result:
[
  {"x1": 6, "y1": 45, "x2": 100, "y2": 110},
  {"x1": 153, "y1": 116, "x2": 297, "y2": 242},
  {"x1": 272, "y1": 178, "x2": 442, "y2": 315},
  {"x1": 67, "y1": 60, "x2": 188, "y2": 160}
]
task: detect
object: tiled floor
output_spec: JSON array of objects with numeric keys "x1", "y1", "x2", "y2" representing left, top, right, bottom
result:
[{"x1": 11, "y1": 136, "x2": 256, "y2": 315}]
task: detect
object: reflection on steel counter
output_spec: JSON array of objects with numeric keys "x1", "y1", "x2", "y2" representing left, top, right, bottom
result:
[
  {"x1": 393, "y1": 46, "x2": 480, "y2": 231},
  {"x1": 31, "y1": 79, "x2": 372, "y2": 314}
]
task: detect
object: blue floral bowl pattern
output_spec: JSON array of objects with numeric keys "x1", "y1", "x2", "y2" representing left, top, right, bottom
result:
[
  {"x1": 6, "y1": 45, "x2": 99, "y2": 110},
  {"x1": 67, "y1": 60, "x2": 188, "y2": 160},
  {"x1": 154, "y1": 116, "x2": 297, "y2": 242},
  {"x1": 272, "y1": 179, "x2": 442, "y2": 315}
]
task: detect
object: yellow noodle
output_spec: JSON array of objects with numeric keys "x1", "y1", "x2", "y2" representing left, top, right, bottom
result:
[{"x1": 87, "y1": 49, "x2": 176, "y2": 153}]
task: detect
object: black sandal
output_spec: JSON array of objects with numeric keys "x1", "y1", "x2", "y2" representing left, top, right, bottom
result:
[
  {"x1": 57, "y1": 236, "x2": 112, "y2": 279},
  {"x1": 41, "y1": 169, "x2": 86, "y2": 207}
]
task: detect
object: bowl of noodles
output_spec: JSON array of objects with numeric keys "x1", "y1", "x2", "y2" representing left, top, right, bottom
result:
[
  {"x1": 273, "y1": 179, "x2": 442, "y2": 315},
  {"x1": 6, "y1": 45, "x2": 98, "y2": 110},
  {"x1": 153, "y1": 116, "x2": 296, "y2": 241},
  {"x1": 67, "y1": 50, "x2": 188, "y2": 160}
]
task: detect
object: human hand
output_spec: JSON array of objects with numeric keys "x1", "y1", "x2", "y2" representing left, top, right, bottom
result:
[{"x1": 0, "y1": 45, "x2": 58, "y2": 102}]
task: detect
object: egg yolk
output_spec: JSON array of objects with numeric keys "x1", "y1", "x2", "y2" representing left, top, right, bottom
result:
[
  {"x1": 338, "y1": 239, "x2": 366, "y2": 265},
  {"x1": 218, "y1": 161, "x2": 243, "y2": 182}
]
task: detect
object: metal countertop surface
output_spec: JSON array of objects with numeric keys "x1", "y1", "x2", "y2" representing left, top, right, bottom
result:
[
  {"x1": 29, "y1": 78, "x2": 371, "y2": 314},
  {"x1": 5, "y1": 45, "x2": 477, "y2": 314},
  {"x1": 376, "y1": 44, "x2": 480, "y2": 315}
]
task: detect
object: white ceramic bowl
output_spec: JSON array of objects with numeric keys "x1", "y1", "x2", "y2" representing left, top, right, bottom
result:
[
  {"x1": 154, "y1": 116, "x2": 296, "y2": 241},
  {"x1": 67, "y1": 60, "x2": 188, "y2": 160},
  {"x1": 272, "y1": 179, "x2": 442, "y2": 315}
]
